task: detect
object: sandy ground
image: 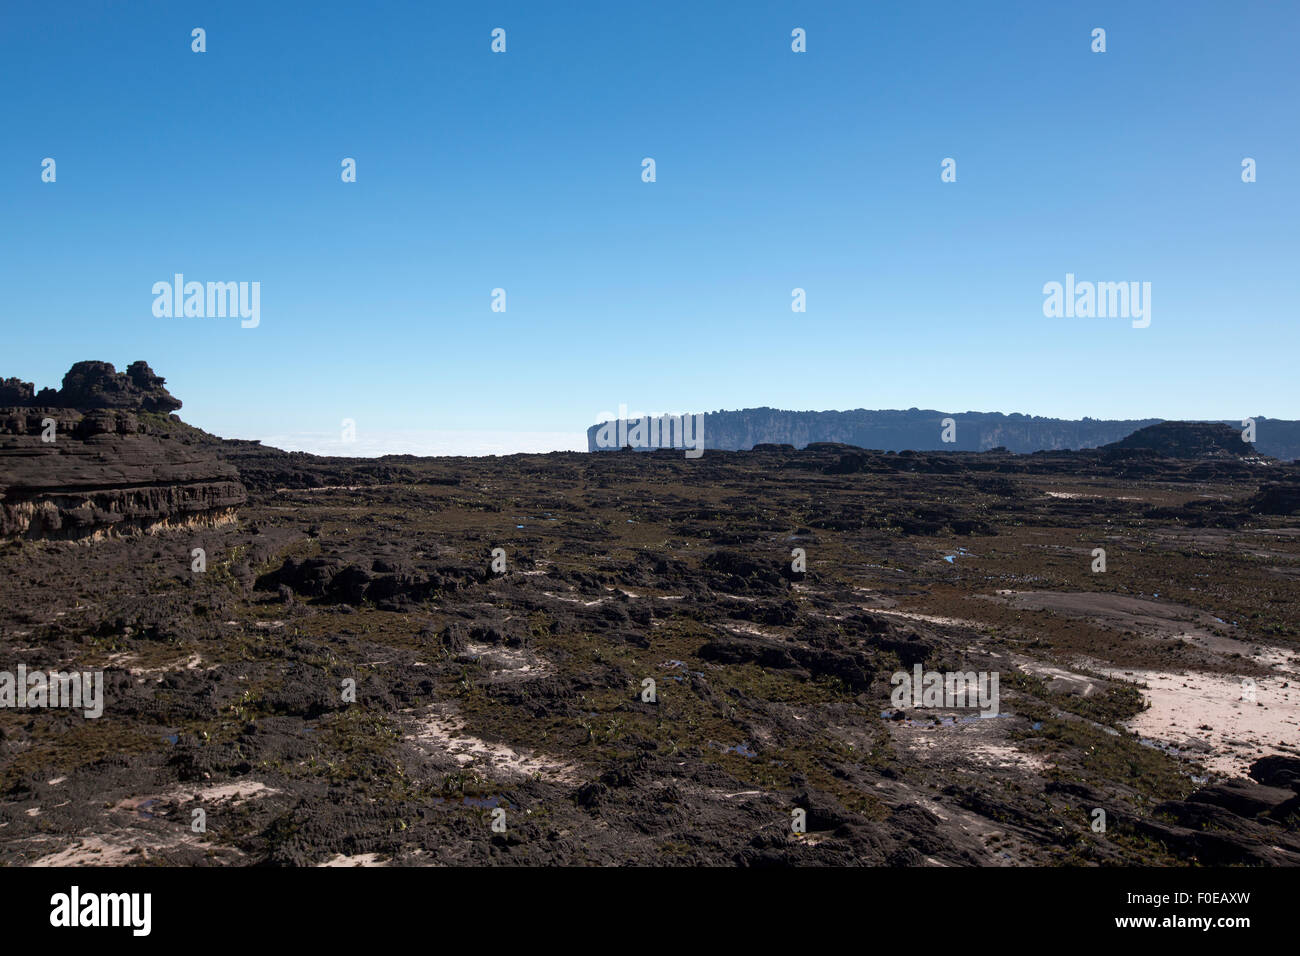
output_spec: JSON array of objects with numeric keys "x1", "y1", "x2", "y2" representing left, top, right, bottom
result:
[
  {"x1": 1094, "y1": 660, "x2": 1300, "y2": 777},
  {"x1": 26, "y1": 833, "x2": 234, "y2": 866},
  {"x1": 457, "y1": 642, "x2": 551, "y2": 682},
  {"x1": 871, "y1": 608, "x2": 989, "y2": 630},
  {"x1": 318, "y1": 852, "x2": 387, "y2": 866},
  {"x1": 406, "y1": 707, "x2": 582, "y2": 785},
  {"x1": 20, "y1": 780, "x2": 277, "y2": 866}
]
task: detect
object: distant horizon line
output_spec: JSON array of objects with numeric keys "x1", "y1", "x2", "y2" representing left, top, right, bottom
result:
[{"x1": 216, "y1": 412, "x2": 1289, "y2": 461}]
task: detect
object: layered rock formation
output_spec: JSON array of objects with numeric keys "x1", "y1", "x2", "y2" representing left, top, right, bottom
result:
[{"x1": 0, "y1": 363, "x2": 245, "y2": 540}]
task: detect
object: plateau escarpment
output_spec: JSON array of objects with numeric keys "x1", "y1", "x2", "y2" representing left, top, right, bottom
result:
[
  {"x1": 588, "y1": 408, "x2": 1300, "y2": 460},
  {"x1": 0, "y1": 362, "x2": 245, "y2": 540}
]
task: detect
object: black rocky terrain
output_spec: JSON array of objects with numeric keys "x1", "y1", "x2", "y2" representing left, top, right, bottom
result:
[{"x1": 2, "y1": 364, "x2": 1298, "y2": 866}]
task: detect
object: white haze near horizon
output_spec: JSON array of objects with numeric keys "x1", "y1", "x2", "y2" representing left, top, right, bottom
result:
[{"x1": 242, "y1": 429, "x2": 589, "y2": 458}]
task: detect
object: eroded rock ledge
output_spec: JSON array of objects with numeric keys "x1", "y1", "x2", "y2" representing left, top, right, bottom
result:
[{"x1": 0, "y1": 363, "x2": 246, "y2": 541}]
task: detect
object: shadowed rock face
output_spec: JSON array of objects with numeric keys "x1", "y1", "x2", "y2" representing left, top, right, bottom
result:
[{"x1": 0, "y1": 363, "x2": 244, "y2": 540}]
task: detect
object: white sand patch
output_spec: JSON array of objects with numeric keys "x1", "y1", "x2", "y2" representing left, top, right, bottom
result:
[
  {"x1": 542, "y1": 591, "x2": 606, "y2": 607},
  {"x1": 897, "y1": 729, "x2": 1050, "y2": 773},
  {"x1": 318, "y1": 853, "x2": 387, "y2": 867},
  {"x1": 1017, "y1": 660, "x2": 1109, "y2": 697},
  {"x1": 187, "y1": 781, "x2": 275, "y2": 803},
  {"x1": 888, "y1": 708, "x2": 1049, "y2": 776},
  {"x1": 968, "y1": 743, "x2": 1052, "y2": 773},
  {"x1": 458, "y1": 642, "x2": 551, "y2": 682},
  {"x1": 719, "y1": 621, "x2": 786, "y2": 640},
  {"x1": 29, "y1": 835, "x2": 156, "y2": 867},
  {"x1": 1096, "y1": 664, "x2": 1300, "y2": 777},
  {"x1": 125, "y1": 651, "x2": 206, "y2": 678},
  {"x1": 30, "y1": 836, "x2": 128, "y2": 866},
  {"x1": 407, "y1": 708, "x2": 582, "y2": 785},
  {"x1": 24, "y1": 782, "x2": 273, "y2": 867},
  {"x1": 1044, "y1": 491, "x2": 1143, "y2": 501},
  {"x1": 27, "y1": 828, "x2": 244, "y2": 867},
  {"x1": 275, "y1": 484, "x2": 373, "y2": 493},
  {"x1": 113, "y1": 780, "x2": 278, "y2": 819},
  {"x1": 871, "y1": 608, "x2": 986, "y2": 629}
]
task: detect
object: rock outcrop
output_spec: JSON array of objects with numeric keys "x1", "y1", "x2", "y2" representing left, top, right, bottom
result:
[
  {"x1": 3, "y1": 360, "x2": 183, "y2": 413},
  {"x1": 1101, "y1": 421, "x2": 1259, "y2": 459},
  {"x1": 0, "y1": 362, "x2": 245, "y2": 540},
  {"x1": 1248, "y1": 481, "x2": 1300, "y2": 515}
]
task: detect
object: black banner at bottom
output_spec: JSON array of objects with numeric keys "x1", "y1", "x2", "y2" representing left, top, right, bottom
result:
[{"x1": 1, "y1": 865, "x2": 1276, "y2": 943}]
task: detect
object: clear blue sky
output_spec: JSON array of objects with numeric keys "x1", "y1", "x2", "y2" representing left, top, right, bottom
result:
[{"x1": 3, "y1": 1, "x2": 1297, "y2": 452}]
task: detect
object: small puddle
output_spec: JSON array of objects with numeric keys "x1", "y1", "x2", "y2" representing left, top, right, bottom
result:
[{"x1": 709, "y1": 740, "x2": 756, "y2": 758}]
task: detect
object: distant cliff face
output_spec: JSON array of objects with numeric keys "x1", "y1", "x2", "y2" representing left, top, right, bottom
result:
[{"x1": 586, "y1": 408, "x2": 1300, "y2": 461}]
